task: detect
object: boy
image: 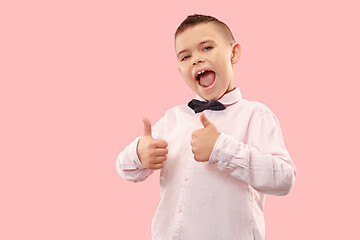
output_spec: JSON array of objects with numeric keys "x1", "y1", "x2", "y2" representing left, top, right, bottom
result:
[{"x1": 116, "y1": 14, "x2": 296, "y2": 240}]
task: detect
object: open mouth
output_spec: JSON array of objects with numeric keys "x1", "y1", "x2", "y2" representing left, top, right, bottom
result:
[{"x1": 195, "y1": 70, "x2": 216, "y2": 88}]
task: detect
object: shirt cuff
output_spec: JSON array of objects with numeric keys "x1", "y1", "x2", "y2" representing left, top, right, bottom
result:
[
  {"x1": 208, "y1": 132, "x2": 247, "y2": 169},
  {"x1": 121, "y1": 136, "x2": 147, "y2": 170}
]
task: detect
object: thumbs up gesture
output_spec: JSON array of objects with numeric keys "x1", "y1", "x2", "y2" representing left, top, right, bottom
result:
[
  {"x1": 191, "y1": 112, "x2": 221, "y2": 162},
  {"x1": 137, "y1": 117, "x2": 168, "y2": 169}
]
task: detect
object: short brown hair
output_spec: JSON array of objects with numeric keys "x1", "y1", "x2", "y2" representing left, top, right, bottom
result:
[{"x1": 175, "y1": 14, "x2": 235, "y2": 44}]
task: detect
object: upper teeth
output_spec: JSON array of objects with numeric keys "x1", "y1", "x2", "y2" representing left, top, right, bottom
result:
[{"x1": 197, "y1": 70, "x2": 206, "y2": 76}]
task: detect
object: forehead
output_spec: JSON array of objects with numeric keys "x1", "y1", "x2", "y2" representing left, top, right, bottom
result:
[{"x1": 175, "y1": 22, "x2": 227, "y2": 52}]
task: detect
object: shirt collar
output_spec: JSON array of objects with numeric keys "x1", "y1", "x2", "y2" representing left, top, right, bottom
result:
[{"x1": 195, "y1": 87, "x2": 242, "y2": 106}]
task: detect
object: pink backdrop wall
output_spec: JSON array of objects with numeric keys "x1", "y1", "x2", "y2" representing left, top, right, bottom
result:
[{"x1": 1, "y1": 0, "x2": 359, "y2": 239}]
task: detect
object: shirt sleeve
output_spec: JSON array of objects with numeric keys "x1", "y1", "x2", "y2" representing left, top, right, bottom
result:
[
  {"x1": 116, "y1": 117, "x2": 165, "y2": 183},
  {"x1": 208, "y1": 111, "x2": 296, "y2": 196}
]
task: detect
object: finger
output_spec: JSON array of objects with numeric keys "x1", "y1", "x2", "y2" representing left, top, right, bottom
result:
[
  {"x1": 191, "y1": 146, "x2": 196, "y2": 154},
  {"x1": 153, "y1": 139, "x2": 168, "y2": 148},
  {"x1": 154, "y1": 148, "x2": 168, "y2": 156},
  {"x1": 199, "y1": 112, "x2": 212, "y2": 128},
  {"x1": 150, "y1": 162, "x2": 164, "y2": 170},
  {"x1": 154, "y1": 155, "x2": 167, "y2": 163},
  {"x1": 142, "y1": 117, "x2": 152, "y2": 137}
]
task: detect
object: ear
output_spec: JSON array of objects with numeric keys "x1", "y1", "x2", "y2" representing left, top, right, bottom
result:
[{"x1": 231, "y1": 43, "x2": 241, "y2": 64}]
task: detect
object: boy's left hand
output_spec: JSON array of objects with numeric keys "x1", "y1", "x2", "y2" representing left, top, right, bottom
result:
[{"x1": 191, "y1": 112, "x2": 220, "y2": 162}]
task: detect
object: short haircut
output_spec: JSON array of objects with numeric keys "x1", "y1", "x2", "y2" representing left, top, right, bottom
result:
[{"x1": 175, "y1": 14, "x2": 235, "y2": 44}]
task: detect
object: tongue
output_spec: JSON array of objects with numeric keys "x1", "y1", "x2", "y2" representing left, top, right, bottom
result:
[{"x1": 199, "y1": 71, "x2": 215, "y2": 87}]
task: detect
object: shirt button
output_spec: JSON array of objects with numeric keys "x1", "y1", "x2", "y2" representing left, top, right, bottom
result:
[
  {"x1": 178, "y1": 208, "x2": 183, "y2": 213},
  {"x1": 184, "y1": 176, "x2": 189, "y2": 181}
]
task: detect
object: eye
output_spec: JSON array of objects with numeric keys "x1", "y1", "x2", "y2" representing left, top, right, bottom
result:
[
  {"x1": 203, "y1": 46, "x2": 213, "y2": 51},
  {"x1": 181, "y1": 55, "x2": 190, "y2": 61}
]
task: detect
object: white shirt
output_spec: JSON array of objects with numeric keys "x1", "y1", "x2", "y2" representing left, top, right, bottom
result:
[{"x1": 116, "y1": 88, "x2": 296, "y2": 240}]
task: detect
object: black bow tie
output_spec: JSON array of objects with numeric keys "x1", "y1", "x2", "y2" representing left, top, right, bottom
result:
[{"x1": 188, "y1": 99, "x2": 226, "y2": 113}]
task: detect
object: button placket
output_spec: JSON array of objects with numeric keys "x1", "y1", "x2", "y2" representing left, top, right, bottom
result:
[{"x1": 170, "y1": 127, "x2": 195, "y2": 239}]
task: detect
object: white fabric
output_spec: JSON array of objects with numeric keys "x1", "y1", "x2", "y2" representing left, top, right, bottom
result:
[{"x1": 116, "y1": 88, "x2": 296, "y2": 240}]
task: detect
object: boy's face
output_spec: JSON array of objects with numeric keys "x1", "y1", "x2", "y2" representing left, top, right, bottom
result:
[{"x1": 175, "y1": 22, "x2": 240, "y2": 101}]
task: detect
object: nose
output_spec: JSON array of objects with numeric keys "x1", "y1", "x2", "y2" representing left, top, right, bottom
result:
[
  {"x1": 192, "y1": 59, "x2": 203, "y2": 66},
  {"x1": 192, "y1": 54, "x2": 204, "y2": 66}
]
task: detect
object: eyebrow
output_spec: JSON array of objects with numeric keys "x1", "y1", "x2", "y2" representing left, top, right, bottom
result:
[{"x1": 176, "y1": 40, "x2": 216, "y2": 59}]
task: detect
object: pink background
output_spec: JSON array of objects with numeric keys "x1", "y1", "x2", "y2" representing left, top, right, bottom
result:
[{"x1": 1, "y1": 0, "x2": 359, "y2": 239}]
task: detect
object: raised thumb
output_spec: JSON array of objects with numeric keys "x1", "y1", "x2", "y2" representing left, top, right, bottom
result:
[
  {"x1": 199, "y1": 112, "x2": 212, "y2": 128},
  {"x1": 142, "y1": 117, "x2": 152, "y2": 137}
]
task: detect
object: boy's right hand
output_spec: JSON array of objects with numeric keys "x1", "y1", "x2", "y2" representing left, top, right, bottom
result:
[{"x1": 136, "y1": 117, "x2": 168, "y2": 170}]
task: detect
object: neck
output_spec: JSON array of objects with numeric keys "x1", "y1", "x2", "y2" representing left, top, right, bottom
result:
[{"x1": 217, "y1": 86, "x2": 236, "y2": 100}]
